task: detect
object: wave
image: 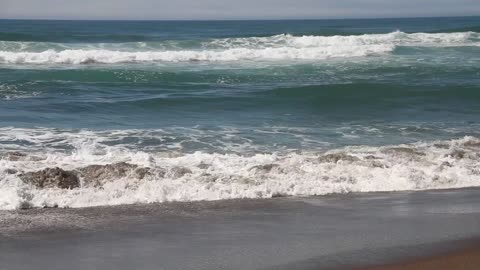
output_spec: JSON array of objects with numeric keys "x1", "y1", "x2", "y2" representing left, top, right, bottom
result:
[
  {"x1": 1, "y1": 134, "x2": 479, "y2": 210},
  {"x1": 0, "y1": 30, "x2": 358, "y2": 43},
  {"x1": 0, "y1": 32, "x2": 163, "y2": 43},
  {"x1": 430, "y1": 26, "x2": 480, "y2": 34},
  {"x1": 0, "y1": 31, "x2": 478, "y2": 64},
  {"x1": 0, "y1": 45, "x2": 393, "y2": 64}
]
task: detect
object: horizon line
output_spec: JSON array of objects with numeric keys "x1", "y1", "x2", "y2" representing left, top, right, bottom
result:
[{"x1": 0, "y1": 14, "x2": 479, "y2": 22}]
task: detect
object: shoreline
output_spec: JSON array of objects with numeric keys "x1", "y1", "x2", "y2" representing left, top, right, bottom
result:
[
  {"x1": 2, "y1": 186, "x2": 480, "y2": 235},
  {"x1": 1, "y1": 187, "x2": 480, "y2": 269}
]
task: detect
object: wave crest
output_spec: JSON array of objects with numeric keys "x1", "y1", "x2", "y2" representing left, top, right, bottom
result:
[
  {"x1": 1, "y1": 136, "x2": 479, "y2": 210},
  {"x1": 0, "y1": 45, "x2": 393, "y2": 64},
  {"x1": 0, "y1": 31, "x2": 478, "y2": 64}
]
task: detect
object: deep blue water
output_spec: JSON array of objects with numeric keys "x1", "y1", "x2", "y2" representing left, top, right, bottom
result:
[{"x1": 1, "y1": 17, "x2": 480, "y2": 153}]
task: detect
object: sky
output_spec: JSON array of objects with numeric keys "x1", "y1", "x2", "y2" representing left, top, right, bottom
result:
[{"x1": 1, "y1": 0, "x2": 480, "y2": 20}]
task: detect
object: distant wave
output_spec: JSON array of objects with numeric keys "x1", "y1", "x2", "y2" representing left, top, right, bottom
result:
[
  {"x1": 0, "y1": 30, "x2": 359, "y2": 43},
  {"x1": 430, "y1": 26, "x2": 480, "y2": 34},
  {"x1": 1, "y1": 131, "x2": 479, "y2": 209},
  {"x1": 0, "y1": 31, "x2": 478, "y2": 64},
  {"x1": 0, "y1": 32, "x2": 161, "y2": 43}
]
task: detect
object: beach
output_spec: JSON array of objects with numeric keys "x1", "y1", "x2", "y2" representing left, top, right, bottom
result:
[
  {"x1": 1, "y1": 17, "x2": 480, "y2": 269},
  {"x1": 363, "y1": 246, "x2": 480, "y2": 270},
  {"x1": 2, "y1": 187, "x2": 480, "y2": 269}
]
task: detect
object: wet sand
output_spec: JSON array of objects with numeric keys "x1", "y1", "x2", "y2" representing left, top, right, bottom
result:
[
  {"x1": 362, "y1": 244, "x2": 480, "y2": 270},
  {"x1": 1, "y1": 188, "x2": 480, "y2": 270}
]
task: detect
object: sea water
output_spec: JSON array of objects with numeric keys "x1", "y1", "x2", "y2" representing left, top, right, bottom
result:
[{"x1": 1, "y1": 17, "x2": 479, "y2": 209}]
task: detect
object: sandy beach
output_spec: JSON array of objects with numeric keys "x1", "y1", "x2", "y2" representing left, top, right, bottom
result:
[
  {"x1": 362, "y1": 244, "x2": 480, "y2": 270},
  {"x1": 1, "y1": 187, "x2": 480, "y2": 270}
]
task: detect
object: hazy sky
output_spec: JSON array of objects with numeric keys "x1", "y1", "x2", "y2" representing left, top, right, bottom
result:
[{"x1": 1, "y1": 0, "x2": 480, "y2": 20}]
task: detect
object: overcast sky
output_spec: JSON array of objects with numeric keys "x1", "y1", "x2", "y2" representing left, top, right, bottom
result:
[{"x1": 1, "y1": 0, "x2": 480, "y2": 20}]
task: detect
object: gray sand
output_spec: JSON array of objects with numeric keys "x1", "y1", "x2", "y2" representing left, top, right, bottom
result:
[{"x1": 1, "y1": 188, "x2": 480, "y2": 270}]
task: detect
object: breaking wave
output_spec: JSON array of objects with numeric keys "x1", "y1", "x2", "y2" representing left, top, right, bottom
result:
[
  {"x1": 1, "y1": 135, "x2": 479, "y2": 210},
  {"x1": 0, "y1": 31, "x2": 478, "y2": 64}
]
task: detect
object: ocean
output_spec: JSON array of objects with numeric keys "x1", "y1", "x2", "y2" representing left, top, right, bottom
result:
[{"x1": 0, "y1": 17, "x2": 479, "y2": 210}]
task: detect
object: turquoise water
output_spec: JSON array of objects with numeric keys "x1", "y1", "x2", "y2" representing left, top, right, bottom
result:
[
  {"x1": 1, "y1": 17, "x2": 480, "y2": 209},
  {"x1": 1, "y1": 17, "x2": 480, "y2": 153}
]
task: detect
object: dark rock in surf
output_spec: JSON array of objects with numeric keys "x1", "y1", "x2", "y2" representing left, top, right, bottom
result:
[
  {"x1": 446, "y1": 150, "x2": 467, "y2": 160},
  {"x1": 2, "y1": 152, "x2": 44, "y2": 162},
  {"x1": 134, "y1": 167, "x2": 152, "y2": 179},
  {"x1": 250, "y1": 164, "x2": 280, "y2": 173},
  {"x1": 169, "y1": 167, "x2": 192, "y2": 178},
  {"x1": 197, "y1": 163, "x2": 210, "y2": 169},
  {"x1": 78, "y1": 162, "x2": 137, "y2": 179},
  {"x1": 19, "y1": 167, "x2": 80, "y2": 189},
  {"x1": 441, "y1": 161, "x2": 453, "y2": 168},
  {"x1": 382, "y1": 147, "x2": 426, "y2": 157},
  {"x1": 464, "y1": 140, "x2": 480, "y2": 148},
  {"x1": 4, "y1": 168, "x2": 17, "y2": 174},
  {"x1": 319, "y1": 153, "x2": 360, "y2": 163},
  {"x1": 77, "y1": 162, "x2": 152, "y2": 187},
  {"x1": 434, "y1": 143, "x2": 450, "y2": 149},
  {"x1": 271, "y1": 192, "x2": 287, "y2": 198},
  {"x1": 3, "y1": 152, "x2": 27, "y2": 161}
]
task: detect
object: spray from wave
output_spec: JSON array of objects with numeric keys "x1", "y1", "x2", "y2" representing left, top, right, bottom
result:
[
  {"x1": 0, "y1": 31, "x2": 478, "y2": 64},
  {"x1": 1, "y1": 132, "x2": 479, "y2": 210}
]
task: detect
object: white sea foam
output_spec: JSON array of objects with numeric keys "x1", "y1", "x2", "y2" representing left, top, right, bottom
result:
[
  {"x1": 0, "y1": 31, "x2": 478, "y2": 64},
  {"x1": 0, "y1": 83, "x2": 40, "y2": 100},
  {"x1": 0, "y1": 45, "x2": 393, "y2": 64},
  {"x1": 1, "y1": 133, "x2": 479, "y2": 210}
]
